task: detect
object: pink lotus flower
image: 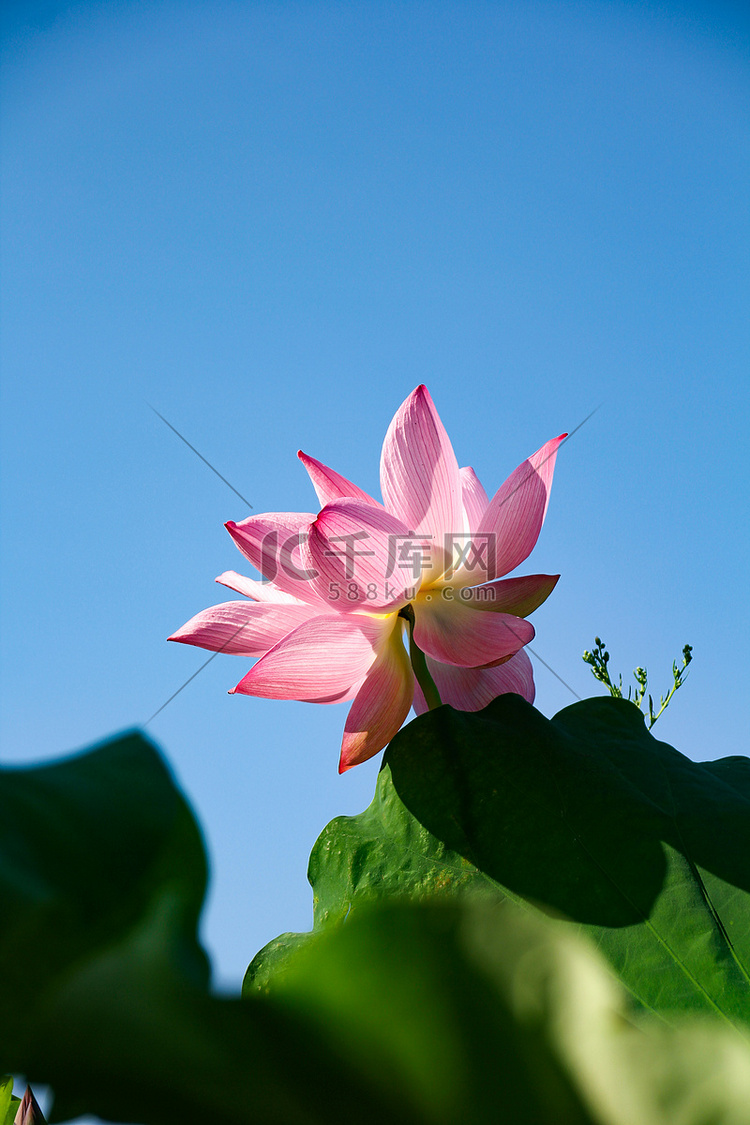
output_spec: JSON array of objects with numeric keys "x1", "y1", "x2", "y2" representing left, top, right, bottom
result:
[{"x1": 170, "y1": 386, "x2": 564, "y2": 771}]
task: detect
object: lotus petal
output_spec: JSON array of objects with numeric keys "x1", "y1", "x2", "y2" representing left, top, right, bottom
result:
[
  {"x1": 215, "y1": 570, "x2": 305, "y2": 604},
  {"x1": 412, "y1": 648, "x2": 535, "y2": 714},
  {"x1": 231, "y1": 613, "x2": 389, "y2": 702},
  {"x1": 301, "y1": 498, "x2": 416, "y2": 610},
  {"x1": 298, "y1": 451, "x2": 382, "y2": 509},
  {"x1": 412, "y1": 593, "x2": 534, "y2": 667},
  {"x1": 339, "y1": 623, "x2": 413, "y2": 772},
  {"x1": 168, "y1": 600, "x2": 317, "y2": 656},
  {"x1": 380, "y1": 385, "x2": 461, "y2": 581},
  {"x1": 477, "y1": 434, "x2": 566, "y2": 579},
  {"x1": 460, "y1": 466, "x2": 490, "y2": 532},
  {"x1": 225, "y1": 512, "x2": 323, "y2": 604},
  {"x1": 453, "y1": 573, "x2": 559, "y2": 617}
]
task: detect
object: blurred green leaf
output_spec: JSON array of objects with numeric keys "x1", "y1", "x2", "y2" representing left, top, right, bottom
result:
[
  {"x1": 269, "y1": 897, "x2": 750, "y2": 1125},
  {"x1": 0, "y1": 1075, "x2": 20, "y2": 1125},
  {"x1": 3, "y1": 724, "x2": 750, "y2": 1124},
  {"x1": 247, "y1": 696, "x2": 750, "y2": 1032},
  {"x1": 0, "y1": 729, "x2": 210, "y2": 1020},
  {"x1": 0, "y1": 732, "x2": 407, "y2": 1124}
]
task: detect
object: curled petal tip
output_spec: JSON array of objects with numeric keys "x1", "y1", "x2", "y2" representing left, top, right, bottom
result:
[
  {"x1": 337, "y1": 740, "x2": 370, "y2": 774},
  {"x1": 166, "y1": 626, "x2": 198, "y2": 644},
  {"x1": 298, "y1": 449, "x2": 381, "y2": 509}
]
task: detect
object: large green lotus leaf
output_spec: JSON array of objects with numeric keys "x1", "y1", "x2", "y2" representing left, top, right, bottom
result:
[{"x1": 246, "y1": 696, "x2": 750, "y2": 1032}]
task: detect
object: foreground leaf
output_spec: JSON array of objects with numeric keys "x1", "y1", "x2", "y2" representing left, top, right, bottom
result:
[
  {"x1": 0, "y1": 733, "x2": 405, "y2": 1124},
  {"x1": 0, "y1": 730, "x2": 209, "y2": 1023},
  {"x1": 3, "y1": 727, "x2": 750, "y2": 1124},
  {"x1": 271, "y1": 898, "x2": 750, "y2": 1125},
  {"x1": 0, "y1": 1076, "x2": 20, "y2": 1125},
  {"x1": 247, "y1": 696, "x2": 750, "y2": 1031}
]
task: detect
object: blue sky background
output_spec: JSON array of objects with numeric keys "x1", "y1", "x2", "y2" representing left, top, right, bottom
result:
[{"x1": 2, "y1": 0, "x2": 749, "y2": 1086}]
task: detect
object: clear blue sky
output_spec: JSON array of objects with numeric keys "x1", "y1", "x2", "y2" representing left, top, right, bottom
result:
[{"x1": 2, "y1": 0, "x2": 749, "y2": 1034}]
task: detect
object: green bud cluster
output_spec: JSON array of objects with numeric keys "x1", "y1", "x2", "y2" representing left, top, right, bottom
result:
[{"x1": 582, "y1": 638, "x2": 693, "y2": 729}]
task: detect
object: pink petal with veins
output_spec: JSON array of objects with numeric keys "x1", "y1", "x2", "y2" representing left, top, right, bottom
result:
[
  {"x1": 298, "y1": 451, "x2": 382, "y2": 509},
  {"x1": 225, "y1": 512, "x2": 324, "y2": 604},
  {"x1": 452, "y1": 574, "x2": 559, "y2": 617},
  {"x1": 412, "y1": 595, "x2": 534, "y2": 667},
  {"x1": 215, "y1": 570, "x2": 305, "y2": 604},
  {"x1": 460, "y1": 466, "x2": 490, "y2": 532},
  {"x1": 339, "y1": 625, "x2": 413, "y2": 772},
  {"x1": 477, "y1": 435, "x2": 566, "y2": 580},
  {"x1": 440, "y1": 466, "x2": 492, "y2": 584},
  {"x1": 168, "y1": 601, "x2": 317, "y2": 656},
  {"x1": 231, "y1": 613, "x2": 389, "y2": 701},
  {"x1": 380, "y1": 385, "x2": 461, "y2": 581},
  {"x1": 301, "y1": 498, "x2": 417, "y2": 610},
  {"x1": 412, "y1": 648, "x2": 535, "y2": 714}
]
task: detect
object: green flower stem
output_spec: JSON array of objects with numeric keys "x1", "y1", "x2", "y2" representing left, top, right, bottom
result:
[{"x1": 399, "y1": 604, "x2": 442, "y2": 710}]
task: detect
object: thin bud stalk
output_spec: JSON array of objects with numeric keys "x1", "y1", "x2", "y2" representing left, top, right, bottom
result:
[{"x1": 399, "y1": 604, "x2": 442, "y2": 710}]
